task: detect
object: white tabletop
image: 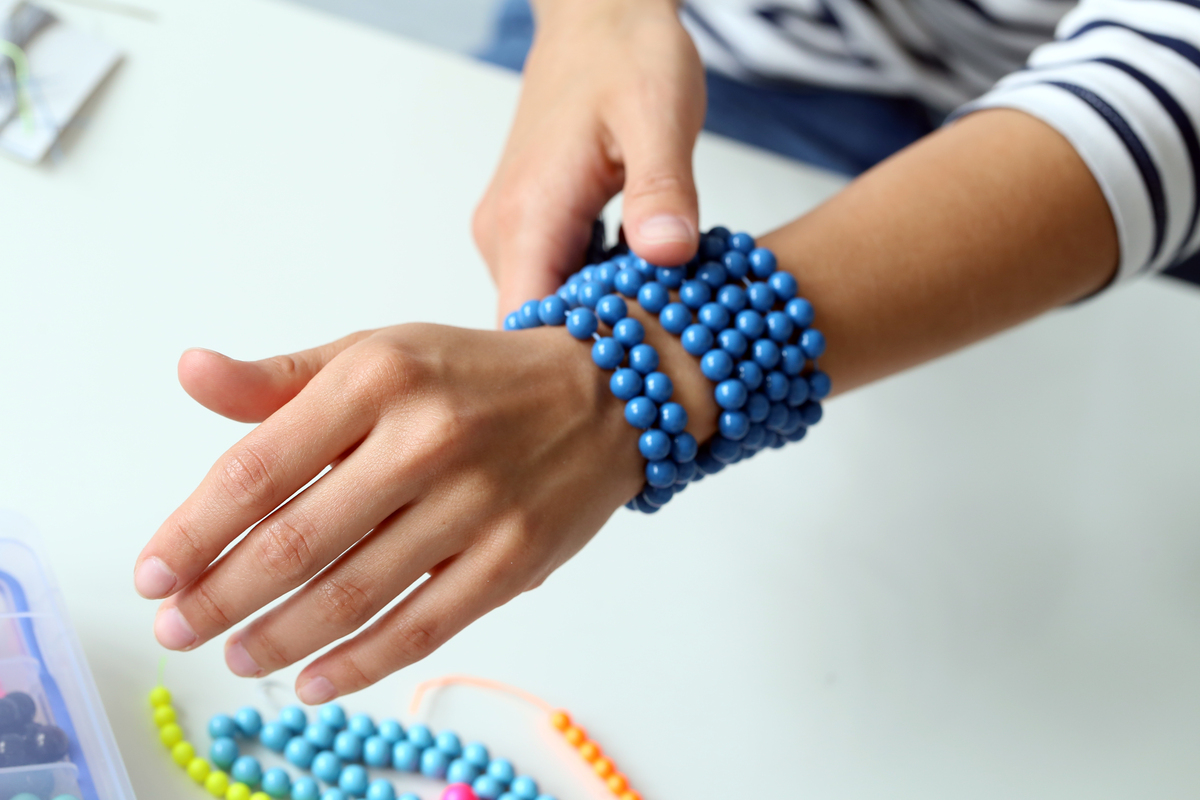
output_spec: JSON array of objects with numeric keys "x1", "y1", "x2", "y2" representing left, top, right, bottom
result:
[{"x1": 3, "y1": 1, "x2": 1200, "y2": 798}]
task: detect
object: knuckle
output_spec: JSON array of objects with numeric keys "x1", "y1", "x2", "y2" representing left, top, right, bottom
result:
[
  {"x1": 163, "y1": 514, "x2": 206, "y2": 564},
  {"x1": 219, "y1": 445, "x2": 278, "y2": 509},
  {"x1": 252, "y1": 625, "x2": 292, "y2": 670},
  {"x1": 253, "y1": 513, "x2": 318, "y2": 584},
  {"x1": 348, "y1": 346, "x2": 418, "y2": 414},
  {"x1": 625, "y1": 169, "x2": 693, "y2": 204},
  {"x1": 189, "y1": 579, "x2": 233, "y2": 632},
  {"x1": 315, "y1": 575, "x2": 376, "y2": 629},
  {"x1": 267, "y1": 354, "x2": 302, "y2": 380}
]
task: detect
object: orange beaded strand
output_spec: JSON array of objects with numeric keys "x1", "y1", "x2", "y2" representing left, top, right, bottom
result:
[{"x1": 550, "y1": 710, "x2": 645, "y2": 799}]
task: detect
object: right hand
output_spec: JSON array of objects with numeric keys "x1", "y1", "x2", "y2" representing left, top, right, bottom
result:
[{"x1": 473, "y1": 0, "x2": 707, "y2": 325}]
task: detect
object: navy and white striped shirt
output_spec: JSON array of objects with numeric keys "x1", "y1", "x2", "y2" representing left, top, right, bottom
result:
[{"x1": 683, "y1": 0, "x2": 1200, "y2": 283}]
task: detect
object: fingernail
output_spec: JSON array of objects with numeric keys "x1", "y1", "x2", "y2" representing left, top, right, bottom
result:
[
  {"x1": 226, "y1": 639, "x2": 263, "y2": 678},
  {"x1": 155, "y1": 606, "x2": 198, "y2": 650},
  {"x1": 297, "y1": 676, "x2": 337, "y2": 706},
  {"x1": 638, "y1": 214, "x2": 694, "y2": 244},
  {"x1": 135, "y1": 557, "x2": 177, "y2": 599}
]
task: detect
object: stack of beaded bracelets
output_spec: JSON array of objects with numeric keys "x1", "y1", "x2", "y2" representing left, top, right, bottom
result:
[{"x1": 504, "y1": 227, "x2": 829, "y2": 512}]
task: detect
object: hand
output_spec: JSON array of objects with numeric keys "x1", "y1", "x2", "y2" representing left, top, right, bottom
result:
[
  {"x1": 473, "y1": 0, "x2": 707, "y2": 324},
  {"x1": 133, "y1": 324, "x2": 643, "y2": 703}
]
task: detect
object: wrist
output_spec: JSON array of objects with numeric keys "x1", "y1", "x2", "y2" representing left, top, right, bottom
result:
[{"x1": 532, "y1": 0, "x2": 680, "y2": 37}]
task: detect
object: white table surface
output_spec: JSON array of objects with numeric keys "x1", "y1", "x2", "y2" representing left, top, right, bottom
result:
[{"x1": 3, "y1": 1, "x2": 1200, "y2": 798}]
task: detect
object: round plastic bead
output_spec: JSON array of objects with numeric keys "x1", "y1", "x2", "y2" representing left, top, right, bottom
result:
[
  {"x1": 578, "y1": 281, "x2": 603, "y2": 309},
  {"x1": 596, "y1": 261, "x2": 619, "y2": 292},
  {"x1": 416, "y1": 746, "x2": 450, "y2": 778},
  {"x1": 655, "y1": 267, "x2": 685, "y2": 289},
  {"x1": 787, "y1": 375, "x2": 810, "y2": 406},
  {"x1": 801, "y1": 401, "x2": 824, "y2": 425},
  {"x1": 780, "y1": 344, "x2": 805, "y2": 376},
  {"x1": 743, "y1": 423, "x2": 767, "y2": 449},
  {"x1": 718, "y1": 329, "x2": 748, "y2": 358},
  {"x1": 628, "y1": 344, "x2": 659, "y2": 374},
  {"x1": 503, "y1": 313, "x2": 521, "y2": 331},
  {"x1": 748, "y1": 247, "x2": 777, "y2": 277},
  {"x1": 486, "y1": 759, "x2": 515, "y2": 785},
  {"x1": 787, "y1": 425, "x2": 808, "y2": 442},
  {"x1": 429, "y1": 731, "x2": 461, "y2": 758},
  {"x1": 205, "y1": 771, "x2": 230, "y2": 798},
  {"x1": 344, "y1": 715, "x2": 373, "y2": 740},
  {"x1": 728, "y1": 232, "x2": 754, "y2": 253},
  {"x1": 231, "y1": 756, "x2": 263, "y2": 787},
  {"x1": 339, "y1": 765, "x2": 370, "y2": 796},
  {"x1": 679, "y1": 280, "x2": 710, "y2": 309},
  {"x1": 305, "y1": 724, "x2": 337, "y2": 750},
  {"x1": 365, "y1": 780, "x2": 396, "y2": 800},
  {"x1": 716, "y1": 284, "x2": 747, "y2": 313},
  {"x1": 785, "y1": 297, "x2": 815, "y2": 328},
  {"x1": 447, "y1": 758, "x2": 480, "y2": 785},
  {"x1": 800, "y1": 329, "x2": 826, "y2": 358},
  {"x1": 149, "y1": 686, "x2": 172, "y2": 707},
  {"x1": 694, "y1": 451, "x2": 725, "y2": 475},
  {"x1": 408, "y1": 724, "x2": 434, "y2": 749},
  {"x1": 537, "y1": 295, "x2": 567, "y2": 326},
  {"x1": 695, "y1": 261, "x2": 727, "y2": 288},
  {"x1": 596, "y1": 294, "x2": 628, "y2": 325},
  {"x1": 637, "y1": 282, "x2": 668, "y2": 314},
  {"x1": 624, "y1": 397, "x2": 657, "y2": 429},
  {"x1": 768, "y1": 271, "x2": 798, "y2": 301},
  {"x1": 722, "y1": 250, "x2": 749, "y2": 279},
  {"x1": 292, "y1": 778, "x2": 321, "y2": 800},
  {"x1": 518, "y1": 301, "x2": 542, "y2": 328},
  {"x1": 172, "y1": 741, "x2": 195, "y2": 767},
  {"x1": 320, "y1": 791, "x2": 348, "y2": 800},
  {"x1": 670, "y1": 432, "x2": 698, "y2": 462},
  {"x1": 462, "y1": 743, "x2": 490, "y2": 769},
  {"x1": 591, "y1": 337, "x2": 625, "y2": 370},
  {"x1": 563, "y1": 281, "x2": 579, "y2": 308},
  {"x1": 635, "y1": 426, "x2": 671, "y2": 461},
  {"x1": 809, "y1": 370, "x2": 831, "y2": 399},
  {"x1": 747, "y1": 282, "x2": 776, "y2": 312},
  {"x1": 227, "y1": 784, "x2": 252, "y2": 800},
  {"x1": 473, "y1": 776, "x2": 505, "y2": 800},
  {"x1": 160, "y1": 723, "x2": 184, "y2": 748},
  {"x1": 719, "y1": 411, "x2": 750, "y2": 440},
  {"x1": 312, "y1": 752, "x2": 344, "y2": 784},
  {"x1": 765, "y1": 311, "x2": 793, "y2": 342},
  {"x1": 674, "y1": 459, "x2": 697, "y2": 483},
  {"x1": 377, "y1": 721, "x2": 404, "y2": 744},
  {"x1": 442, "y1": 788, "x2": 477, "y2": 800},
  {"x1": 209, "y1": 715, "x2": 238, "y2": 741},
  {"x1": 641, "y1": 485, "x2": 673, "y2": 507},
  {"x1": 710, "y1": 436, "x2": 741, "y2": 463},
  {"x1": 766, "y1": 402, "x2": 789, "y2": 432},
  {"x1": 279, "y1": 707, "x2": 308, "y2": 734},
  {"x1": 715, "y1": 379, "x2": 748, "y2": 410},
  {"x1": 362, "y1": 736, "x2": 390, "y2": 769},
  {"x1": 188, "y1": 757, "x2": 211, "y2": 783},
  {"x1": 154, "y1": 705, "x2": 176, "y2": 727},
  {"x1": 609, "y1": 368, "x2": 643, "y2": 401},
  {"x1": 746, "y1": 392, "x2": 770, "y2": 423},
  {"x1": 700, "y1": 349, "x2": 734, "y2": 381},
  {"x1": 509, "y1": 777, "x2": 538, "y2": 800},
  {"x1": 334, "y1": 732, "x2": 363, "y2": 763},
  {"x1": 765, "y1": 371, "x2": 790, "y2": 402},
  {"x1": 737, "y1": 360, "x2": 763, "y2": 391},
  {"x1": 753, "y1": 339, "x2": 781, "y2": 369},
  {"x1": 658, "y1": 402, "x2": 688, "y2": 434},
  {"x1": 580, "y1": 265, "x2": 596, "y2": 283},
  {"x1": 782, "y1": 408, "x2": 805, "y2": 435},
  {"x1": 680, "y1": 324, "x2": 713, "y2": 356},
  {"x1": 210, "y1": 738, "x2": 239, "y2": 770},
  {"x1": 643, "y1": 371, "x2": 673, "y2": 403},
  {"x1": 735, "y1": 309, "x2": 765, "y2": 339},
  {"x1": 565, "y1": 308, "x2": 598, "y2": 340},
  {"x1": 286, "y1": 737, "x2": 317, "y2": 769},
  {"x1": 392, "y1": 742, "x2": 420, "y2": 772},
  {"x1": 697, "y1": 302, "x2": 730, "y2": 332},
  {"x1": 659, "y1": 303, "x2": 691, "y2": 335},
  {"x1": 701, "y1": 232, "x2": 727, "y2": 259},
  {"x1": 614, "y1": 267, "x2": 645, "y2": 297},
  {"x1": 612, "y1": 317, "x2": 644, "y2": 347},
  {"x1": 235, "y1": 708, "x2": 263, "y2": 738}
]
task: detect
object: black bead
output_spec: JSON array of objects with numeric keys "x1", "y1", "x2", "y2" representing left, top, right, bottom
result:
[
  {"x1": 0, "y1": 698, "x2": 18, "y2": 732},
  {"x1": 6, "y1": 692, "x2": 36, "y2": 725},
  {"x1": 27, "y1": 724, "x2": 69, "y2": 763},
  {"x1": 0, "y1": 732, "x2": 28, "y2": 767}
]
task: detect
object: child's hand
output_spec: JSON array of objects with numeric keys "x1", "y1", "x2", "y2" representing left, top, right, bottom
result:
[
  {"x1": 473, "y1": 0, "x2": 706, "y2": 324},
  {"x1": 133, "y1": 324, "x2": 645, "y2": 703}
]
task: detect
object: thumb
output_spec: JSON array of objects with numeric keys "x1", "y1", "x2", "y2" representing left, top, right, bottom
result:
[
  {"x1": 177, "y1": 330, "x2": 376, "y2": 423},
  {"x1": 613, "y1": 117, "x2": 700, "y2": 268}
]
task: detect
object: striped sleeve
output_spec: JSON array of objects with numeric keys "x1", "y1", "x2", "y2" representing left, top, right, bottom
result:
[{"x1": 950, "y1": 0, "x2": 1200, "y2": 282}]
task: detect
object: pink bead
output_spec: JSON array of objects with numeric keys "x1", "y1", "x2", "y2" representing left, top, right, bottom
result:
[{"x1": 441, "y1": 784, "x2": 477, "y2": 800}]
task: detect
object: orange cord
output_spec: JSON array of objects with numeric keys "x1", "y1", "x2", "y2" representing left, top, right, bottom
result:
[{"x1": 408, "y1": 674, "x2": 555, "y2": 717}]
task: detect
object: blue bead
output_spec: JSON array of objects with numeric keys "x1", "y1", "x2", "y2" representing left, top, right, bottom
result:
[
  {"x1": 612, "y1": 317, "x2": 645, "y2": 347},
  {"x1": 579, "y1": 280, "x2": 605, "y2": 309},
  {"x1": 710, "y1": 436, "x2": 741, "y2": 463},
  {"x1": 801, "y1": 400, "x2": 824, "y2": 425},
  {"x1": 503, "y1": 312, "x2": 521, "y2": 331},
  {"x1": 735, "y1": 309, "x2": 765, "y2": 339},
  {"x1": 565, "y1": 281, "x2": 580, "y2": 308},
  {"x1": 695, "y1": 261, "x2": 727, "y2": 288},
  {"x1": 801, "y1": 328, "x2": 826, "y2": 358},
  {"x1": 717, "y1": 284, "x2": 747, "y2": 313},
  {"x1": 680, "y1": 323, "x2": 714, "y2": 356},
  {"x1": 765, "y1": 311, "x2": 793, "y2": 342},
  {"x1": 261, "y1": 768, "x2": 291, "y2": 798},
  {"x1": 292, "y1": 777, "x2": 322, "y2": 800},
  {"x1": 715, "y1": 378, "x2": 748, "y2": 409},
  {"x1": 736, "y1": 360, "x2": 763, "y2": 391},
  {"x1": 766, "y1": 402, "x2": 789, "y2": 432},
  {"x1": 671, "y1": 432, "x2": 698, "y2": 462},
  {"x1": 747, "y1": 282, "x2": 776, "y2": 312},
  {"x1": 596, "y1": 261, "x2": 619, "y2": 292},
  {"x1": 509, "y1": 776, "x2": 538, "y2": 800},
  {"x1": 631, "y1": 256, "x2": 657, "y2": 278},
  {"x1": 785, "y1": 297, "x2": 815, "y2": 328},
  {"x1": 365, "y1": 780, "x2": 396, "y2": 800},
  {"x1": 700, "y1": 349, "x2": 734, "y2": 381},
  {"x1": 679, "y1": 279, "x2": 711, "y2": 309},
  {"x1": 556, "y1": 285, "x2": 572, "y2": 305},
  {"x1": 533, "y1": 796, "x2": 559, "y2": 800},
  {"x1": 722, "y1": 250, "x2": 749, "y2": 279},
  {"x1": 305, "y1": 724, "x2": 337, "y2": 750},
  {"x1": 787, "y1": 425, "x2": 809, "y2": 442},
  {"x1": 638, "y1": 429, "x2": 671, "y2": 461},
  {"x1": 518, "y1": 300, "x2": 542, "y2": 329},
  {"x1": 580, "y1": 266, "x2": 596, "y2": 282},
  {"x1": 746, "y1": 392, "x2": 770, "y2": 423},
  {"x1": 787, "y1": 375, "x2": 810, "y2": 406},
  {"x1": 209, "y1": 714, "x2": 238, "y2": 740},
  {"x1": 780, "y1": 344, "x2": 805, "y2": 376},
  {"x1": 596, "y1": 294, "x2": 628, "y2": 325},
  {"x1": 462, "y1": 742, "x2": 490, "y2": 769},
  {"x1": 231, "y1": 755, "x2": 263, "y2": 786},
  {"x1": 473, "y1": 776, "x2": 505, "y2": 800},
  {"x1": 809, "y1": 370, "x2": 831, "y2": 399},
  {"x1": 624, "y1": 396, "x2": 658, "y2": 429},
  {"x1": 782, "y1": 408, "x2": 805, "y2": 435},
  {"x1": 609, "y1": 368, "x2": 643, "y2": 400},
  {"x1": 434, "y1": 731, "x2": 462, "y2": 757},
  {"x1": 695, "y1": 451, "x2": 726, "y2": 475},
  {"x1": 729, "y1": 232, "x2": 755, "y2": 253},
  {"x1": 719, "y1": 411, "x2": 750, "y2": 440},
  {"x1": 234, "y1": 708, "x2": 263, "y2": 738},
  {"x1": 362, "y1": 736, "x2": 390, "y2": 768},
  {"x1": 391, "y1": 742, "x2": 420, "y2": 772},
  {"x1": 377, "y1": 720, "x2": 404, "y2": 744},
  {"x1": 565, "y1": 307, "x2": 598, "y2": 340},
  {"x1": 768, "y1": 271, "x2": 798, "y2": 301},
  {"x1": 614, "y1": 266, "x2": 645, "y2": 297},
  {"x1": 210, "y1": 737, "x2": 239, "y2": 770},
  {"x1": 446, "y1": 758, "x2": 480, "y2": 784},
  {"x1": 260, "y1": 722, "x2": 291, "y2": 753},
  {"x1": 753, "y1": 338, "x2": 781, "y2": 369},
  {"x1": 321, "y1": 791, "x2": 348, "y2": 800},
  {"x1": 334, "y1": 731, "x2": 363, "y2": 762},
  {"x1": 659, "y1": 302, "x2": 691, "y2": 335},
  {"x1": 698, "y1": 302, "x2": 730, "y2": 332},
  {"x1": 701, "y1": 233, "x2": 727, "y2": 259},
  {"x1": 674, "y1": 459, "x2": 697, "y2": 483},
  {"x1": 638, "y1": 281, "x2": 669, "y2": 314},
  {"x1": 345, "y1": 714, "x2": 374, "y2": 740},
  {"x1": 317, "y1": 705, "x2": 347, "y2": 731},
  {"x1": 628, "y1": 343, "x2": 659, "y2": 374},
  {"x1": 640, "y1": 485, "x2": 673, "y2": 507},
  {"x1": 765, "y1": 371, "x2": 790, "y2": 401},
  {"x1": 643, "y1": 371, "x2": 674, "y2": 402},
  {"x1": 743, "y1": 423, "x2": 767, "y2": 449},
  {"x1": 405, "y1": 724, "x2": 433, "y2": 750},
  {"x1": 488, "y1": 758, "x2": 516, "y2": 784},
  {"x1": 633, "y1": 495, "x2": 660, "y2": 513},
  {"x1": 339, "y1": 765, "x2": 370, "y2": 796},
  {"x1": 591, "y1": 337, "x2": 625, "y2": 370},
  {"x1": 656, "y1": 266, "x2": 685, "y2": 289},
  {"x1": 658, "y1": 402, "x2": 688, "y2": 434},
  {"x1": 312, "y1": 752, "x2": 344, "y2": 784},
  {"x1": 748, "y1": 247, "x2": 777, "y2": 277},
  {"x1": 718, "y1": 328, "x2": 748, "y2": 358},
  {"x1": 538, "y1": 295, "x2": 567, "y2": 326},
  {"x1": 286, "y1": 737, "x2": 317, "y2": 769}
]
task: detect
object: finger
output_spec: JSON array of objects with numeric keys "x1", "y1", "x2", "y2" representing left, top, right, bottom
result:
[
  {"x1": 153, "y1": 434, "x2": 423, "y2": 654},
  {"x1": 178, "y1": 330, "x2": 375, "y2": 423},
  {"x1": 293, "y1": 545, "x2": 523, "y2": 703}
]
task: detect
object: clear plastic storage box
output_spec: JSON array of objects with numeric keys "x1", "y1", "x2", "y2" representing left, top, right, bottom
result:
[{"x1": 0, "y1": 512, "x2": 135, "y2": 800}]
